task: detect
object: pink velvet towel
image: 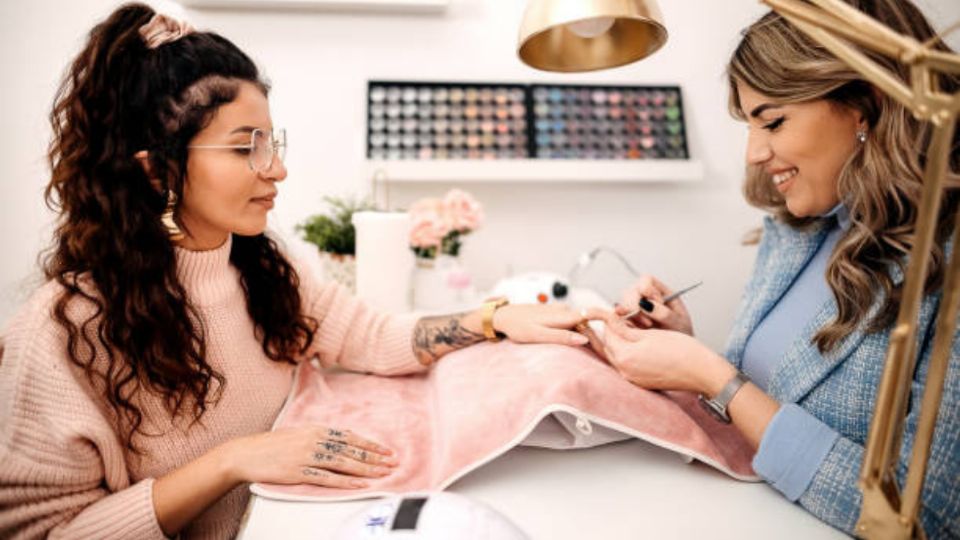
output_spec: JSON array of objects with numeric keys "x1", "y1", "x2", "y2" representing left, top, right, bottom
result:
[{"x1": 252, "y1": 342, "x2": 757, "y2": 501}]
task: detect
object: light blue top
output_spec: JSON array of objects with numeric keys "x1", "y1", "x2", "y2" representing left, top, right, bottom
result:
[
  {"x1": 742, "y1": 205, "x2": 849, "y2": 389},
  {"x1": 722, "y1": 208, "x2": 959, "y2": 537},
  {"x1": 742, "y1": 204, "x2": 848, "y2": 501}
]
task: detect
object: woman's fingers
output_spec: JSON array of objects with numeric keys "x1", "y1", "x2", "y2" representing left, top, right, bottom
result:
[
  {"x1": 607, "y1": 319, "x2": 646, "y2": 342},
  {"x1": 599, "y1": 327, "x2": 635, "y2": 371},
  {"x1": 309, "y1": 433, "x2": 396, "y2": 479},
  {"x1": 310, "y1": 427, "x2": 398, "y2": 478},
  {"x1": 549, "y1": 305, "x2": 593, "y2": 331},
  {"x1": 629, "y1": 313, "x2": 654, "y2": 328},
  {"x1": 637, "y1": 299, "x2": 685, "y2": 329},
  {"x1": 619, "y1": 275, "x2": 668, "y2": 312},
  {"x1": 582, "y1": 308, "x2": 641, "y2": 337},
  {"x1": 311, "y1": 443, "x2": 394, "y2": 478},
  {"x1": 531, "y1": 327, "x2": 590, "y2": 346},
  {"x1": 316, "y1": 427, "x2": 393, "y2": 458},
  {"x1": 617, "y1": 275, "x2": 690, "y2": 331},
  {"x1": 582, "y1": 307, "x2": 617, "y2": 323},
  {"x1": 315, "y1": 438, "x2": 396, "y2": 468},
  {"x1": 300, "y1": 467, "x2": 369, "y2": 489}
]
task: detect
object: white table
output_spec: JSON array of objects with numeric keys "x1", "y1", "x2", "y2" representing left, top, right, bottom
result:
[{"x1": 237, "y1": 439, "x2": 847, "y2": 539}]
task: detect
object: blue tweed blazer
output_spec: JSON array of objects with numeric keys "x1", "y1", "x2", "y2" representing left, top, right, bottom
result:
[{"x1": 724, "y1": 215, "x2": 959, "y2": 537}]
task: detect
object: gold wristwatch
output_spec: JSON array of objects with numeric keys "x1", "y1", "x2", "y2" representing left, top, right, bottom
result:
[{"x1": 481, "y1": 296, "x2": 509, "y2": 342}]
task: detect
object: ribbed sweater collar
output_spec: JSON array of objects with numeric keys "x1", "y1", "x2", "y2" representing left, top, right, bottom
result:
[{"x1": 175, "y1": 235, "x2": 239, "y2": 306}]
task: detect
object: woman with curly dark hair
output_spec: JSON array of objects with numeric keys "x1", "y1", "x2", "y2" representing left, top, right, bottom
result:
[
  {"x1": 587, "y1": 0, "x2": 959, "y2": 536},
  {"x1": 0, "y1": 4, "x2": 589, "y2": 538}
]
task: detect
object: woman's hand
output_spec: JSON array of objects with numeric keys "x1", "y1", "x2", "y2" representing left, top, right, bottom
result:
[
  {"x1": 154, "y1": 425, "x2": 398, "y2": 535},
  {"x1": 586, "y1": 309, "x2": 733, "y2": 395},
  {"x1": 615, "y1": 275, "x2": 695, "y2": 336},
  {"x1": 493, "y1": 303, "x2": 590, "y2": 347},
  {"x1": 221, "y1": 426, "x2": 398, "y2": 489}
]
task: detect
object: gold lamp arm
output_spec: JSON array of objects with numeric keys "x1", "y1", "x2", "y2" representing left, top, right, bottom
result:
[{"x1": 760, "y1": 1, "x2": 960, "y2": 538}]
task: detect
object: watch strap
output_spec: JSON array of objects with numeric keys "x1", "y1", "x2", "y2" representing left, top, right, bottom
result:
[
  {"x1": 481, "y1": 297, "x2": 509, "y2": 342},
  {"x1": 699, "y1": 370, "x2": 750, "y2": 423}
]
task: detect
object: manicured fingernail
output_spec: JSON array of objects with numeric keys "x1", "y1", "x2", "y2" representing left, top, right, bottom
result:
[
  {"x1": 378, "y1": 446, "x2": 394, "y2": 455},
  {"x1": 351, "y1": 480, "x2": 368, "y2": 488},
  {"x1": 639, "y1": 298, "x2": 654, "y2": 312},
  {"x1": 375, "y1": 467, "x2": 391, "y2": 476},
  {"x1": 382, "y1": 457, "x2": 399, "y2": 467},
  {"x1": 572, "y1": 334, "x2": 589, "y2": 345}
]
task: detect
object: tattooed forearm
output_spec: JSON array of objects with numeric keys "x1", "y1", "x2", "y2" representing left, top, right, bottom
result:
[{"x1": 412, "y1": 312, "x2": 485, "y2": 365}]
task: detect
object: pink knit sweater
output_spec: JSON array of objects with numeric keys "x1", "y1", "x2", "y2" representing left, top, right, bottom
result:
[{"x1": 0, "y1": 236, "x2": 425, "y2": 539}]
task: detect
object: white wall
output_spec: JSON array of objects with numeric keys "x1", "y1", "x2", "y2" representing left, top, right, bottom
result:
[{"x1": 2, "y1": 0, "x2": 958, "y2": 351}]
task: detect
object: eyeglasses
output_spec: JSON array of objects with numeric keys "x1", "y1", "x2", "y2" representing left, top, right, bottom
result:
[{"x1": 188, "y1": 128, "x2": 286, "y2": 174}]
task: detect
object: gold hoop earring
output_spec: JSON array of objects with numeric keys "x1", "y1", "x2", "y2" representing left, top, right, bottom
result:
[{"x1": 162, "y1": 190, "x2": 185, "y2": 241}]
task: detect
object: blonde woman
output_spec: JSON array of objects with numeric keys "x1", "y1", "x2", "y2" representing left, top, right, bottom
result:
[{"x1": 588, "y1": 0, "x2": 960, "y2": 535}]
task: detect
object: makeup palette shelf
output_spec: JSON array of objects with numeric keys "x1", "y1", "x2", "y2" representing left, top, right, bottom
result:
[
  {"x1": 363, "y1": 158, "x2": 703, "y2": 183},
  {"x1": 364, "y1": 81, "x2": 700, "y2": 182}
]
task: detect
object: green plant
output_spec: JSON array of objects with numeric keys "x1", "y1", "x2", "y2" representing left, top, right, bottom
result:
[{"x1": 296, "y1": 196, "x2": 375, "y2": 256}]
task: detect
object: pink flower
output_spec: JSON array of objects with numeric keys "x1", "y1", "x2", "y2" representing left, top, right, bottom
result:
[
  {"x1": 409, "y1": 198, "x2": 449, "y2": 249},
  {"x1": 442, "y1": 189, "x2": 484, "y2": 232}
]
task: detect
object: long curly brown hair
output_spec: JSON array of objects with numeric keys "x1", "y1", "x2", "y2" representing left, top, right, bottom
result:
[
  {"x1": 44, "y1": 3, "x2": 317, "y2": 451},
  {"x1": 727, "y1": 0, "x2": 960, "y2": 353}
]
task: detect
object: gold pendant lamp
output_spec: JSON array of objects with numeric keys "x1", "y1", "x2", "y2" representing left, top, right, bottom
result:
[{"x1": 517, "y1": 0, "x2": 668, "y2": 72}]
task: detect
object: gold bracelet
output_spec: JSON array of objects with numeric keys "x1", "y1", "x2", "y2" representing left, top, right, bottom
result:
[{"x1": 481, "y1": 297, "x2": 509, "y2": 342}]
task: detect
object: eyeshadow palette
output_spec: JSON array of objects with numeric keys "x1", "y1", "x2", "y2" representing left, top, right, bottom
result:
[
  {"x1": 366, "y1": 82, "x2": 528, "y2": 161},
  {"x1": 366, "y1": 81, "x2": 688, "y2": 160},
  {"x1": 531, "y1": 85, "x2": 687, "y2": 160}
]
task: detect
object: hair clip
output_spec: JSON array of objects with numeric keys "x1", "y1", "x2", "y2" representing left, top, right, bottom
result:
[{"x1": 139, "y1": 13, "x2": 194, "y2": 50}]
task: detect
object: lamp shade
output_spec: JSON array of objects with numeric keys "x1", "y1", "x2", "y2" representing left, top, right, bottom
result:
[{"x1": 518, "y1": 0, "x2": 668, "y2": 72}]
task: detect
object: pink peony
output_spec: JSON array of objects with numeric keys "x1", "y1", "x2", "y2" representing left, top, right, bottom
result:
[
  {"x1": 442, "y1": 189, "x2": 484, "y2": 232},
  {"x1": 409, "y1": 198, "x2": 449, "y2": 249}
]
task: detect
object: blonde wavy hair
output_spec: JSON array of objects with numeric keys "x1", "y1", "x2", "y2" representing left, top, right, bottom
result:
[{"x1": 727, "y1": 0, "x2": 960, "y2": 353}]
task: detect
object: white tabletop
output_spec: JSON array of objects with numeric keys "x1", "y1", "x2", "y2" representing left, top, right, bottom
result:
[{"x1": 237, "y1": 439, "x2": 847, "y2": 540}]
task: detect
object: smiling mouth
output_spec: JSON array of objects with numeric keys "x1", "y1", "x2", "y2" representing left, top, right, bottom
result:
[{"x1": 771, "y1": 168, "x2": 798, "y2": 186}]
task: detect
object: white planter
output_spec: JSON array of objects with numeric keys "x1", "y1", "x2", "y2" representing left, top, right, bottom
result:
[
  {"x1": 319, "y1": 252, "x2": 356, "y2": 293},
  {"x1": 412, "y1": 255, "x2": 476, "y2": 311}
]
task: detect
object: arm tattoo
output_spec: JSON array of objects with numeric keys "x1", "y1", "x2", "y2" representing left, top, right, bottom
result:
[
  {"x1": 327, "y1": 428, "x2": 345, "y2": 438},
  {"x1": 412, "y1": 312, "x2": 485, "y2": 365},
  {"x1": 302, "y1": 467, "x2": 328, "y2": 477}
]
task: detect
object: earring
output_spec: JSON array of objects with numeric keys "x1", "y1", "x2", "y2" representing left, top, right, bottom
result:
[
  {"x1": 161, "y1": 190, "x2": 185, "y2": 241},
  {"x1": 856, "y1": 130, "x2": 867, "y2": 144}
]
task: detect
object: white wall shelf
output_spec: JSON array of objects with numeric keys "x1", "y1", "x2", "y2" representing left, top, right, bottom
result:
[
  {"x1": 364, "y1": 159, "x2": 704, "y2": 183},
  {"x1": 180, "y1": 0, "x2": 448, "y2": 13}
]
